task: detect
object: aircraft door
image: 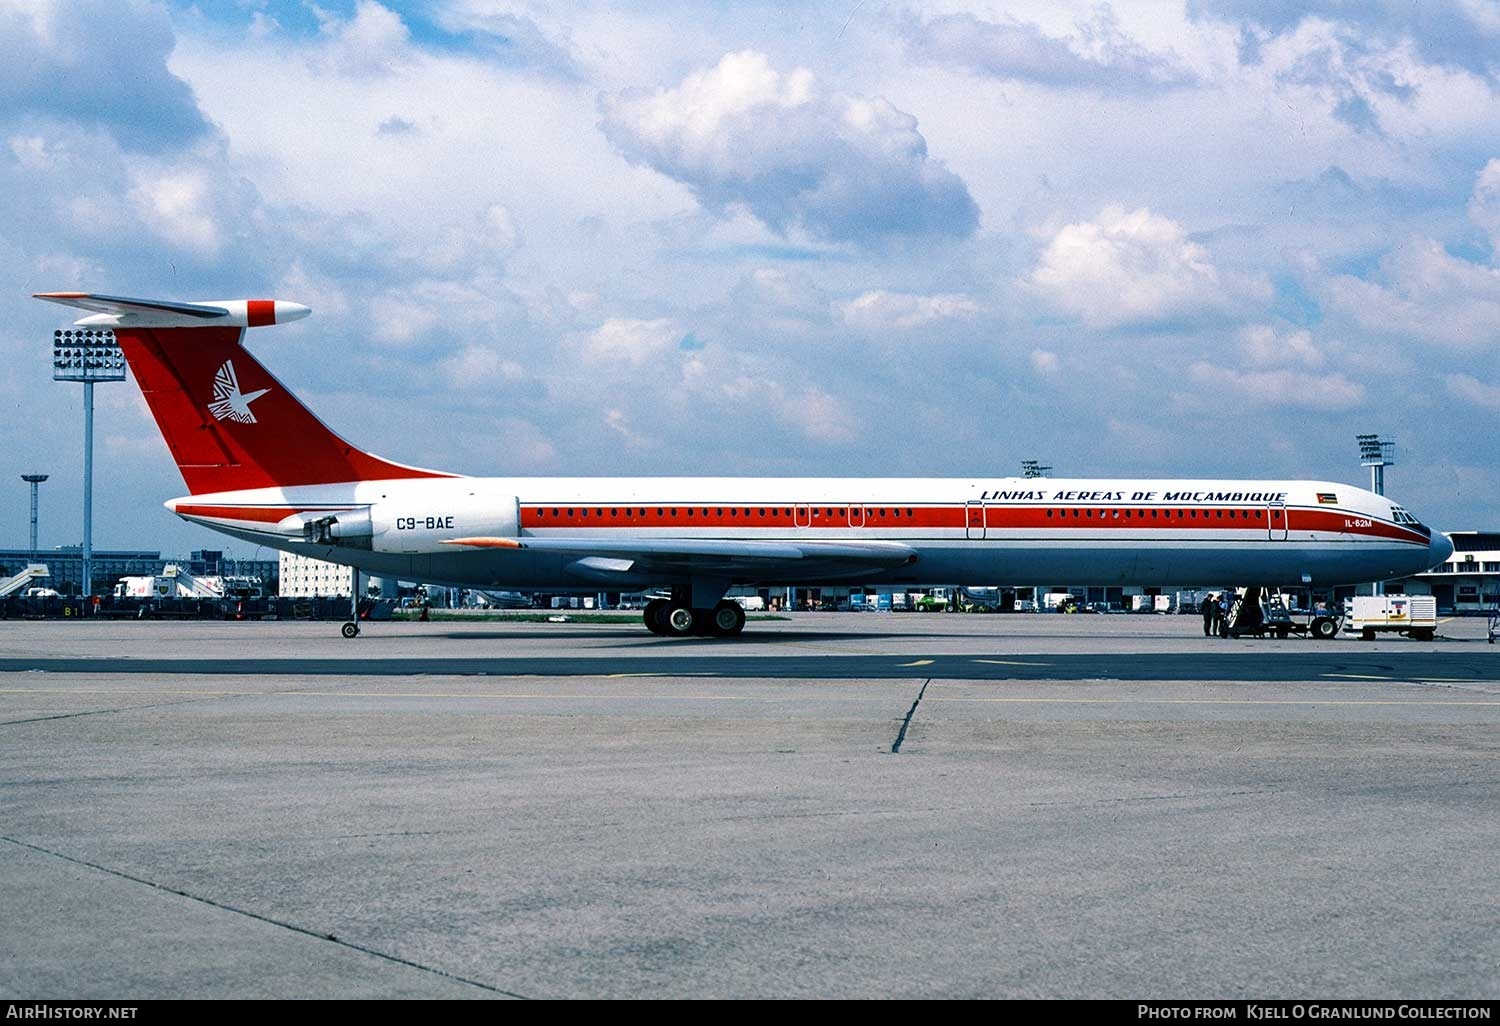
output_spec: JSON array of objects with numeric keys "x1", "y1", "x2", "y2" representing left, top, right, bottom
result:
[
  {"x1": 794, "y1": 505, "x2": 812, "y2": 528},
  {"x1": 965, "y1": 500, "x2": 985, "y2": 540},
  {"x1": 848, "y1": 504, "x2": 866, "y2": 528},
  {"x1": 1267, "y1": 501, "x2": 1289, "y2": 541}
]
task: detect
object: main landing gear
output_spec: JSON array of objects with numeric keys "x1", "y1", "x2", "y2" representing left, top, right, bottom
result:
[{"x1": 642, "y1": 597, "x2": 747, "y2": 637}]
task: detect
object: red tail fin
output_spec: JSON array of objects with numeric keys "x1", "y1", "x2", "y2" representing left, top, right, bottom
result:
[
  {"x1": 36, "y1": 293, "x2": 452, "y2": 494},
  {"x1": 116, "y1": 326, "x2": 451, "y2": 494}
]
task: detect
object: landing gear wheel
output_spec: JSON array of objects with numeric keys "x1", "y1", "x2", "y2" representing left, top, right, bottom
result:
[
  {"x1": 663, "y1": 605, "x2": 696, "y2": 637},
  {"x1": 1311, "y1": 616, "x2": 1338, "y2": 640},
  {"x1": 643, "y1": 599, "x2": 669, "y2": 635},
  {"x1": 341, "y1": 621, "x2": 359, "y2": 639},
  {"x1": 709, "y1": 600, "x2": 746, "y2": 637}
]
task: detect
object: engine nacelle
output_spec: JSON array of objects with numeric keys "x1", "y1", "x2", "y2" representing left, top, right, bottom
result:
[{"x1": 304, "y1": 494, "x2": 518, "y2": 553}]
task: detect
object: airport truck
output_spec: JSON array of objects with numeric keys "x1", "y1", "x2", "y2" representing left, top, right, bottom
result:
[
  {"x1": 1342, "y1": 595, "x2": 1437, "y2": 640},
  {"x1": 114, "y1": 564, "x2": 263, "y2": 601}
]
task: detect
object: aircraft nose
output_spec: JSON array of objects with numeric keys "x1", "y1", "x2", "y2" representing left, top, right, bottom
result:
[{"x1": 1427, "y1": 532, "x2": 1454, "y2": 570}]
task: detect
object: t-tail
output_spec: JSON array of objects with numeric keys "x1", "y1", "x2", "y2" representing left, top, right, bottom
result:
[{"x1": 34, "y1": 292, "x2": 452, "y2": 494}]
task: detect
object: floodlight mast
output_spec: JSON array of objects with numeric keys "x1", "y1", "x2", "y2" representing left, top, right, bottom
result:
[
  {"x1": 52, "y1": 329, "x2": 125, "y2": 597},
  {"x1": 1356, "y1": 433, "x2": 1395, "y2": 497},
  {"x1": 1355, "y1": 433, "x2": 1396, "y2": 596},
  {"x1": 21, "y1": 474, "x2": 47, "y2": 562}
]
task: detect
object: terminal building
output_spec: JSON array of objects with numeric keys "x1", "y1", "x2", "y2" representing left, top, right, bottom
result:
[
  {"x1": 12, "y1": 534, "x2": 1493, "y2": 614},
  {"x1": 0, "y1": 547, "x2": 278, "y2": 596},
  {"x1": 264, "y1": 531, "x2": 1499, "y2": 616},
  {"x1": 1395, "y1": 532, "x2": 1500, "y2": 614},
  {"x1": 278, "y1": 552, "x2": 355, "y2": 598}
]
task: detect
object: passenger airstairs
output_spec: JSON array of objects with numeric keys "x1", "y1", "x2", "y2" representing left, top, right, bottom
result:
[
  {"x1": 0, "y1": 564, "x2": 50, "y2": 598},
  {"x1": 1224, "y1": 585, "x2": 1339, "y2": 640},
  {"x1": 1488, "y1": 597, "x2": 1498, "y2": 645},
  {"x1": 161, "y1": 563, "x2": 223, "y2": 599}
]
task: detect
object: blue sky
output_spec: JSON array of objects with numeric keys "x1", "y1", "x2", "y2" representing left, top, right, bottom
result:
[{"x1": 2, "y1": 0, "x2": 1499, "y2": 557}]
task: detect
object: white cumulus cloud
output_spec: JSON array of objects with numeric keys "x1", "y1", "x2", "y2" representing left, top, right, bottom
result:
[
  {"x1": 126, "y1": 167, "x2": 222, "y2": 257},
  {"x1": 441, "y1": 345, "x2": 525, "y2": 390},
  {"x1": 841, "y1": 290, "x2": 979, "y2": 332},
  {"x1": 1189, "y1": 363, "x2": 1364, "y2": 410},
  {"x1": 1469, "y1": 158, "x2": 1500, "y2": 254},
  {"x1": 1030, "y1": 349, "x2": 1060, "y2": 375},
  {"x1": 312, "y1": 0, "x2": 412, "y2": 76},
  {"x1": 903, "y1": 10, "x2": 1195, "y2": 93},
  {"x1": 1446, "y1": 373, "x2": 1500, "y2": 411},
  {"x1": 1239, "y1": 324, "x2": 1324, "y2": 368},
  {"x1": 1323, "y1": 238, "x2": 1500, "y2": 348},
  {"x1": 601, "y1": 50, "x2": 978, "y2": 244},
  {"x1": 581, "y1": 317, "x2": 679, "y2": 365},
  {"x1": 1027, "y1": 206, "x2": 1250, "y2": 328}
]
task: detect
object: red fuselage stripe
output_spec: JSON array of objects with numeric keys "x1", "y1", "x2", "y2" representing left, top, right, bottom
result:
[{"x1": 516, "y1": 504, "x2": 1427, "y2": 544}]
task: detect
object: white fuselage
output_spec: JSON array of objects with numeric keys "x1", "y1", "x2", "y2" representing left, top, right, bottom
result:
[{"x1": 166, "y1": 476, "x2": 1451, "y2": 591}]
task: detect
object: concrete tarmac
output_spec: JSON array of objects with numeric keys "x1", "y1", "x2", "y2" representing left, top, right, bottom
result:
[{"x1": 1, "y1": 613, "x2": 1496, "y2": 999}]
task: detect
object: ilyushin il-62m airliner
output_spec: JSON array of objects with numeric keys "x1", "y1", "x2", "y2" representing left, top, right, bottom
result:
[{"x1": 36, "y1": 292, "x2": 1453, "y2": 639}]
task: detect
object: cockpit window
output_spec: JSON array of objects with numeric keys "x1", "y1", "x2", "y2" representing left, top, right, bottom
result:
[{"x1": 1390, "y1": 505, "x2": 1420, "y2": 526}]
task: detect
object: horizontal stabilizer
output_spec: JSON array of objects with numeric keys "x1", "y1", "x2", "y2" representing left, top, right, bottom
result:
[{"x1": 35, "y1": 292, "x2": 310, "y2": 329}]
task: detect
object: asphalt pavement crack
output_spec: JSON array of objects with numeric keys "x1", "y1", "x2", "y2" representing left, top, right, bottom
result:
[
  {"x1": 0, "y1": 834, "x2": 527, "y2": 999},
  {"x1": 891, "y1": 678, "x2": 931, "y2": 754}
]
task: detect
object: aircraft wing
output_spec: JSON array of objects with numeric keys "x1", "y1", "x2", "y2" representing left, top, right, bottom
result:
[{"x1": 443, "y1": 536, "x2": 918, "y2": 582}]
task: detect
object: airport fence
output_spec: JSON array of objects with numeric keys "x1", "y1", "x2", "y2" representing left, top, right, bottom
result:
[{"x1": 0, "y1": 595, "x2": 358, "y2": 621}]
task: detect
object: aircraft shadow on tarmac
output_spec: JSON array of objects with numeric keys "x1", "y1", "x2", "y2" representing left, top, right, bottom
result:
[
  {"x1": 421, "y1": 629, "x2": 984, "y2": 644},
  {"x1": 2, "y1": 648, "x2": 1495, "y2": 681}
]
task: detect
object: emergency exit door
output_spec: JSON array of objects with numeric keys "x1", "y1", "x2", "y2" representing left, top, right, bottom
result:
[{"x1": 1267, "y1": 501, "x2": 1289, "y2": 541}]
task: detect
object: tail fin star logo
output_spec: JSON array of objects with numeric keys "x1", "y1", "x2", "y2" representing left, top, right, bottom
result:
[{"x1": 208, "y1": 360, "x2": 271, "y2": 424}]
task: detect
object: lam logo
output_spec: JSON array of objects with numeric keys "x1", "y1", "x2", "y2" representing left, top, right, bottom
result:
[{"x1": 208, "y1": 360, "x2": 271, "y2": 424}]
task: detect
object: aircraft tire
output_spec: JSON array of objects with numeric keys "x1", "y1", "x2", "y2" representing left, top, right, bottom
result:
[
  {"x1": 663, "y1": 604, "x2": 696, "y2": 637},
  {"x1": 341, "y1": 621, "x2": 359, "y2": 639},
  {"x1": 709, "y1": 600, "x2": 746, "y2": 637},
  {"x1": 643, "y1": 599, "x2": 669, "y2": 635}
]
